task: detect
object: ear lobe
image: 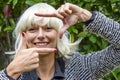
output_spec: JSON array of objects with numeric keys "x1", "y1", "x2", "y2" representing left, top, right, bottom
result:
[{"x1": 22, "y1": 32, "x2": 25, "y2": 37}]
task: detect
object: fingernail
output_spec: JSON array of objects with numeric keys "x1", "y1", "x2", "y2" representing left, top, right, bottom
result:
[
  {"x1": 22, "y1": 32, "x2": 25, "y2": 37},
  {"x1": 54, "y1": 49, "x2": 58, "y2": 53}
]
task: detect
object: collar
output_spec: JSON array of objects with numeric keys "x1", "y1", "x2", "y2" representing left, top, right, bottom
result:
[
  {"x1": 53, "y1": 58, "x2": 65, "y2": 79},
  {"x1": 29, "y1": 58, "x2": 65, "y2": 80}
]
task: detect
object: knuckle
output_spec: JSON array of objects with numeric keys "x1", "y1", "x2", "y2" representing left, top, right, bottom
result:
[
  {"x1": 36, "y1": 58, "x2": 39, "y2": 62},
  {"x1": 34, "y1": 52, "x2": 39, "y2": 57}
]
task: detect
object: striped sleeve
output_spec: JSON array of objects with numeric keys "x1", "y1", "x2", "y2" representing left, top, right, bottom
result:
[
  {"x1": 0, "y1": 69, "x2": 22, "y2": 80},
  {"x1": 0, "y1": 69, "x2": 12, "y2": 80},
  {"x1": 84, "y1": 12, "x2": 120, "y2": 79},
  {"x1": 85, "y1": 11, "x2": 120, "y2": 47}
]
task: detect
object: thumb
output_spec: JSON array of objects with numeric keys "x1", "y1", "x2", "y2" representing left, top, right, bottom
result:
[{"x1": 59, "y1": 24, "x2": 69, "y2": 38}]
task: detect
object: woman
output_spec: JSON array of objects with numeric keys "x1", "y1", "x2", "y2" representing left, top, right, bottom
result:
[{"x1": 0, "y1": 2, "x2": 120, "y2": 80}]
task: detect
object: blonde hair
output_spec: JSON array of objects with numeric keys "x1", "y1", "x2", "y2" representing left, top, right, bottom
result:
[{"x1": 13, "y1": 3, "x2": 80, "y2": 57}]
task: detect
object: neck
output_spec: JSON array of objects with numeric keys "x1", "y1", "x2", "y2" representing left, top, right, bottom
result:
[{"x1": 36, "y1": 53, "x2": 55, "y2": 80}]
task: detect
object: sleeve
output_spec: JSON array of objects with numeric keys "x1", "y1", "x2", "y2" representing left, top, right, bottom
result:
[
  {"x1": 0, "y1": 69, "x2": 14, "y2": 80},
  {"x1": 83, "y1": 11, "x2": 120, "y2": 79},
  {"x1": 0, "y1": 69, "x2": 22, "y2": 80},
  {"x1": 85, "y1": 11, "x2": 120, "y2": 47}
]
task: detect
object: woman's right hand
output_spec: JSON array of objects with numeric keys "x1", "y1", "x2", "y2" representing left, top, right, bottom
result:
[{"x1": 6, "y1": 32, "x2": 56, "y2": 79}]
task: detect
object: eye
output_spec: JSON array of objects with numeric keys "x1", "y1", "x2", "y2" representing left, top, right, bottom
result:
[
  {"x1": 47, "y1": 27, "x2": 53, "y2": 29},
  {"x1": 45, "y1": 26, "x2": 53, "y2": 31},
  {"x1": 27, "y1": 27, "x2": 37, "y2": 33}
]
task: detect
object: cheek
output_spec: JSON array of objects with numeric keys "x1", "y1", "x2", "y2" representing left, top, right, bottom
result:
[
  {"x1": 25, "y1": 33, "x2": 36, "y2": 47},
  {"x1": 48, "y1": 32, "x2": 58, "y2": 47},
  {"x1": 25, "y1": 34, "x2": 35, "y2": 41}
]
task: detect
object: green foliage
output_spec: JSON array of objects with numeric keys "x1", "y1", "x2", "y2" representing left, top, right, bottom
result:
[{"x1": 0, "y1": 0, "x2": 120, "y2": 79}]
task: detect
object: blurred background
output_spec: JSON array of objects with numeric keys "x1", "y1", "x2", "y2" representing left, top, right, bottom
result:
[{"x1": 0, "y1": 0, "x2": 120, "y2": 80}]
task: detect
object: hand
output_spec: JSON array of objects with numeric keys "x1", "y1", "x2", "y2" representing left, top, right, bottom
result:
[
  {"x1": 6, "y1": 32, "x2": 56, "y2": 79},
  {"x1": 35, "y1": 3, "x2": 92, "y2": 38}
]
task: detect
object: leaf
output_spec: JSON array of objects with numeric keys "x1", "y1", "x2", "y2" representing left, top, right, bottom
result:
[
  {"x1": 4, "y1": 26, "x2": 13, "y2": 32},
  {"x1": 0, "y1": 26, "x2": 2, "y2": 32},
  {"x1": 9, "y1": 18, "x2": 15, "y2": 26},
  {"x1": 25, "y1": 0, "x2": 37, "y2": 6},
  {"x1": 83, "y1": 45, "x2": 90, "y2": 51},
  {"x1": 78, "y1": 31, "x2": 88, "y2": 38},
  {"x1": 112, "y1": 68, "x2": 120, "y2": 80},
  {"x1": 12, "y1": 0, "x2": 18, "y2": 8},
  {"x1": 34, "y1": 0, "x2": 41, "y2": 3},
  {"x1": 7, "y1": 0, "x2": 12, "y2": 4},
  {"x1": 89, "y1": 35, "x2": 97, "y2": 43}
]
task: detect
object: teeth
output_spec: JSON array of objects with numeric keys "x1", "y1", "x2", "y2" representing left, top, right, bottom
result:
[{"x1": 35, "y1": 43, "x2": 47, "y2": 46}]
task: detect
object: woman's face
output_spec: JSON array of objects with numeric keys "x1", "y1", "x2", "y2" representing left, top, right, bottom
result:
[{"x1": 25, "y1": 25, "x2": 58, "y2": 49}]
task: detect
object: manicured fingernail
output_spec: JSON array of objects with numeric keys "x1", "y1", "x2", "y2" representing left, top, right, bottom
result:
[
  {"x1": 54, "y1": 49, "x2": 58, "y2": 53},
  {"x1": 22, "y1": 32, "x2": 25, "y2": 37}
]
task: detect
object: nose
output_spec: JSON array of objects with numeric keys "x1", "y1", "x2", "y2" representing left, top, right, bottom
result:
[{"x1": 37, "y1": 28, "x2": 45, "y2": 40}]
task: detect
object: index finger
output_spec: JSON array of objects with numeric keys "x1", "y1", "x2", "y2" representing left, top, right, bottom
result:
[
  {"x1": 34, "y1": 11, "x2": 64, "y2": 20},
  {"x1": 29, "y1": 48, "x2": 58, "y2": 54}
]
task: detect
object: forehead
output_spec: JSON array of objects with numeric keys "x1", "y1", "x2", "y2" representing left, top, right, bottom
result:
[{"x1": 31, "y1": 17, "x2": 49, "y2": 27}]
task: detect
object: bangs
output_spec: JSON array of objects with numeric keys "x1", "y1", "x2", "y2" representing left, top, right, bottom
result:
[
  {"x1": 28, "y1": 16, "x2": 49, "y2": 29},
  {"x1": 49, "y1": 17, "x2": 63, "y2": 31},
  {"x1": 26, "y1": 16, "x2": 63, "y2": 31}
]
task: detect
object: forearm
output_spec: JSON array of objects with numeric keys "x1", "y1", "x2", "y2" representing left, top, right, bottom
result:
[
  {"x1": 85, "y1": 11, "x2": 120, "y2": 47},
  {"x1": 81, "y1": 11, "x2": 120, "y2": 79},
  {"x1": 84, "y1": 45, "x2": 120, "y2": 79}
]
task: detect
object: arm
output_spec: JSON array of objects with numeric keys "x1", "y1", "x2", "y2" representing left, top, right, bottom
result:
[
  {"x1": 85, "y1": 11, "x2": 120, "y2": 47},
  {"x1": 82, "y1": 11, "x2": 120, "y2": 79}
]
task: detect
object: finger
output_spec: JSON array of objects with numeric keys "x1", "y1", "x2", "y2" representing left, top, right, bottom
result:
[
  {"x1": 59, "y1": 23, "x2": 69, "y2": 38},
  {"x1": 34, "y1": 11, "x2": 64, "y2": 20},
  {"x1": 31, "y1": 48, "x2": 58, "y2": 53},
  {"x1": 58, "y1": 5, "x2": 68, "y2": 17},
  {"x1": 58, "y1": 4, "x2": 72, "y2": 17},
  {"x1": 29, "y1": 55, "x2": 39, "y2": 64},
  {"x1": 64, "y1": 4, "x2": 72, "y2": 15},
  {"x1": 35, "y1": 12, "x2": 55, "y2": 17},
  {"x1": 23, "y1": 63, "x2": 39, "y2": 72}
]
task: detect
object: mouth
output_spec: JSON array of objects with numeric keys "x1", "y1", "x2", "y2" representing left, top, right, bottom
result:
[{"x1": 34, "y1": 42, "x2": 48, "y2": 48}]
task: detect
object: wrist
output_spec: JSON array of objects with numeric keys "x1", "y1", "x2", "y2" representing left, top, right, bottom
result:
[
  {"x1": 78, "y1": 9, "x2": 92, "y2": 22},
  {"x1": 83, "y1": 11, "x2": 97, "y2": 26},
  {"x1": 6, "y1": 62, "x2": 21, "y2": 79}
]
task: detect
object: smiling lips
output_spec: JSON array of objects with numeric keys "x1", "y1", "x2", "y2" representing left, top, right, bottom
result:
[{"x1": 34, "y1": 42, "x2": 48, "y2": 47}]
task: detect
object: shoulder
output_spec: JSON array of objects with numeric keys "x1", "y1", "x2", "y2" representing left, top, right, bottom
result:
[{"x1": 64, "y1": 52, "x2": 84, "y2": 65}]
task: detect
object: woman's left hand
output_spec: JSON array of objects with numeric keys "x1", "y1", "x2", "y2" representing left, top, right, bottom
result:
[{"x1": 35, "y1": 3, "x2": 92, "y2": 38}]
